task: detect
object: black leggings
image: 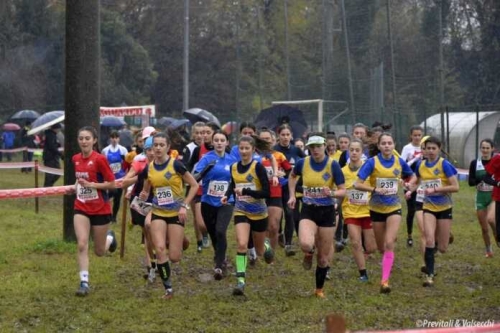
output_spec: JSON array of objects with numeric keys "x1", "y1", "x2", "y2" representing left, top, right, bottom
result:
[
  {"x1": 109, "y1": 188, "x2": 123, "y2": 219},
  {"x1": 201, "y1": 203, "x2": 234, "y2": 268},
  {"x1": 281, "y1": 186, "x2": 295, "y2": 246},
  {"x1": 406, "y1": 191, "x2": 417, "y2": 235},
  {"x1": 495, "y1": 201, "x2": 500, "y2": 240}
]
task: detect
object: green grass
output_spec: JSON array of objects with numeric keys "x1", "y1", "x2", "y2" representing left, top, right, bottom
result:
[{"x1": 1, "y1": 167, "x2": 499, "y2": 332}]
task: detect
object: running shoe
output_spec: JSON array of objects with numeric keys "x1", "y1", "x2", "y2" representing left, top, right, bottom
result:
[
  {"x1": 162, "y1": 288, "x2": 174, "y2": 300},
  {"x1": 147, "y1": 267, "x2": 156, "y2": 283},
  {"x1": 232, "y1": 281, "x2": 245, "y2": 296},
  {"x1": 197, "y1": 244, "x2": 203, "y2": 253},
  {"x1": 325, "y1": 268, "x2": 331, "y2": 281},
  {"x1": 314, "y1": 288, "x2": 326, "y2": 299},
  {"x1": 75, "y1": 281, "x2": 90, "y2": 297},
  {"x1": 359, "y1": 275, "x2": 369, "y2": 282},
  {"x1": 285, "y1": 245, "x2": 296, "y2": 257},
  {"x1": 107, "y1": 230, "x2": 117, "y2": 253},
  {"x1": 202, "y1": 236, "x2": 210, "y2": 248},
  {"x1": 407, "y1": 237, "x2": 413, "y2": 247},
  {"x1": 334, "y1": 241, "x2": 345, "y2": 253},
  {"x1": 423, "y1": 274, "x2": 434, "y2": 287},
  {"x1": 485, "y1": 251, "x2": 494, "y2": 258},
  {"x1": 278, "y1": 233, "x2": 285, "y2": 248},
  {"x1": 448, "y1": 232, "x2": 454, "y2": 245},
  {"x1": 248, "y1": 248, "x2": 258, "y2": 267},
  {"x1": 302, "y1": 253, "x2": 314, "y2": 270},
  {"x1": 263, "y1": 240, "x2": 275, "y2": 264},
  {"x1": 214, "y1": 268, "x2": 223, "y2": 281},
  {"x1": 380, "y1": 280, "x2": 391, "y2": 294}
]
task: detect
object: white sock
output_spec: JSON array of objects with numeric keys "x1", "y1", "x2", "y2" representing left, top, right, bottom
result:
[
  {"x1": 80, "y1": 271, "x2": 89, "y2": 283},
  {"x1": 106, "y1": 234, "x2": 114, "y2": 249}
]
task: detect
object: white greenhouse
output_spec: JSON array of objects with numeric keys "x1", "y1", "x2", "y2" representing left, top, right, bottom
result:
[{"x1": 420, "y1": 111, "x2": 500, "y2": 168}]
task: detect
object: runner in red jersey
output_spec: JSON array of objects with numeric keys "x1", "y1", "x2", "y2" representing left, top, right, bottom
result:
[{"x1": 72, "y1": 126, "x2": 117, "y2": 297}]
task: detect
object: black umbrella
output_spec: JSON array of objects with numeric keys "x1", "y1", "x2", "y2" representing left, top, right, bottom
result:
[
  {"x1": 9, "y1": 110, "x2": 40, "y2": 121},
  {"x1": 183, "y1": 108, "x2": 221, "y2": 128},
  {"x1": 158, "y1": 117, "x2": 177, "y2": 127},
  {"x1": 254, "y1": 104, "x2": 308, "y2": 139},
  {"x1": 32, "y1": 110, "x2": 64, "y2": 128},
  {"x1": 100, "y1": 116, "x2": 126, "y2": 127}
]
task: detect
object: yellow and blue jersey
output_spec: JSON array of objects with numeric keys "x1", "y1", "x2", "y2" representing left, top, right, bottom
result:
[
  {"x1": 231, "y1": 161, "x2": 268, "y2": 219},
  {"x1": 293, "y1": 156, "x2": 344, "y2": 206},
  {"x1": 341, "y1": 163, "x2": 370, "y2": 218},
  {"x1": 358, "y1": 153, "x2": 413, "y2": 213},
  {"x1": 145, "y1": 158, "x2": 187, "y2": 217},
  {"x1": 416, "y1": 157, "x2": 457, "y2": 212}
]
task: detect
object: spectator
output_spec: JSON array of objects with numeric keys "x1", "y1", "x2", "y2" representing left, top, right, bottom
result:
[
  {"x1": 1, "y1": 130, "x2": 15, "y2": 162},
  {"x1": 43, "y1": 123, "x2": 62, "y2": 187},
  {"x1": 21, "y1": 121, "x2": 36, "y2": 172}
]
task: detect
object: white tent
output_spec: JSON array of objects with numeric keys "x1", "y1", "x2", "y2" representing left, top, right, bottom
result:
[{"x1": 421, "y1": 111, "x2": 500, "y2": 168}]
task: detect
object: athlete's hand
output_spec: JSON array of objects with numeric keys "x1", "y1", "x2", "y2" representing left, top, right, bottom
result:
[
  {"x1": 234, "y1": 187, "x2": 243, "y2": 196},
  {"x1": 287, "y1": 196, "x2": 296, "y2": 209},
  {"x1": 139, "y1": 190, "x2": 148, "y2": 201},
  {"x1": 272, "y1": 175, "x2": 279, "y2": 186},
  {"x1": 221, "y1": 196, "x2": 228, "y2": 205},
  {"x1": 322, "y1": 186, "x2": 331, "y2": 196},
  {"x1": 178, "y1": 207, "x2": 187, "y2": 224}
]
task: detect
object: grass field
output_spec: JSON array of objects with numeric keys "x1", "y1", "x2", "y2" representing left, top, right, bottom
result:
[{"x1": 0, "y1": 166, "x2": 499, "y2": 333}]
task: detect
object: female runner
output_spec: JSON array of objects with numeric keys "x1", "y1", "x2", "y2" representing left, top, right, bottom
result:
[
  {"x1": 195, "y1": 130, "x2": 237, "y2": 280},
  {"x1": 354, "y1": 132, "x2": 415, "y2": 293},
  {"x1": 222, "y1": 136, "x2": 273, "y2": 296},
  {"x1": 468, "y1": 139, "x2": 496, "y2": 257},
  {"x1": 415, "y1": 136, "x2": 459, "y2": 287},
  {"x1": 73, "y1": 126, "x2": 117, "y2": 296},
  {"x1": 140, "y1": 133, "x2": 198, "y2": 299},
  {"x1": 288, "y1": 134, "x2": 345, "y2": 298},
  {"x1": 341, "y1": 139, "x2": 376, "y2": 281}
]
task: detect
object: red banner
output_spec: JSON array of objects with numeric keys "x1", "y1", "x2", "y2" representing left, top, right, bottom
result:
[{"x1": 100, "y1": 105, "x2": 155, "y2": 117}]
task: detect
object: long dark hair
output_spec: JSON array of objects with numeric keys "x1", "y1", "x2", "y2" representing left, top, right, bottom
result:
[
  {"x1": 78, "y1": 126, "x2": 100, "y2": 152},
  {"x1": 239, "y1": 135, "x2": 271, "y2": 154}
]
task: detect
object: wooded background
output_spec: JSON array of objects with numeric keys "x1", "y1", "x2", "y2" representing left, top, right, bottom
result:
[{"x1": 1, "y1": 0, "x2": 499, "y2": 139}]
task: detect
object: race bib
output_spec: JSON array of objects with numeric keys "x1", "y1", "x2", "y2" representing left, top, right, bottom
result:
[
  {"x1": 265, "y1": 166, "x2": 274, "y2": 179},
  {"x1": 477, "y1": 182, "x2": 493, "y2": 192},
  {"x1": 156, "y1": 186, "x2": 174, "y2": 206},
  {"x1": 130, "y1": 196, "x2": 152, "y2": 216},
  {"x1": 303, "y1": 186, "x2": 327, "y2": 199},
  {"x1": 347, "y1": 189, "x2": 369, "y2": 205},
  {"x1": 208, "y1": 180, "x2": 228, "y2": 197},
  {"x1": 236, "y1": 183, "x2": 256, "y2": 201},
  {"x1": 110, "y1": 162, "x2": 122, "y2": 173},
  {"x1": 416, "y1": 185, "x2": 425, "y2": 203},
  {"x1": 376, "y1": 178, "x2": 398, "y2": 195},
  {"x1": 421, "y1": 179, "x2": 442, "y2": 196},
  {"x1": 76, "y1": 184, "x2": 98, "y2": 202}
]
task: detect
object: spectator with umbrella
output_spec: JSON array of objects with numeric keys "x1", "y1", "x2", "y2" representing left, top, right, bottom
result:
[
  {"x1": 21, "y1": 121, "x2": 36, "y2": 172},
  {"x1": 43, "y1": 123, "x2": 63, "y2": 187}
]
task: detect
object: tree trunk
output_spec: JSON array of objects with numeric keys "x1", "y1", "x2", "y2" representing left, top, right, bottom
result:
[{"x1": 63, "y1": 0, "x2": 101, "y2": 241}]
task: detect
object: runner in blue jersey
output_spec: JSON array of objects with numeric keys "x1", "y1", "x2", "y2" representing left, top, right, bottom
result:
[
  {"x1": 195, "y1": 130, "x2": 237, "y2": 280},
  {"x1": 102, "y1": 131, "x2": 129, "y2": 222}
]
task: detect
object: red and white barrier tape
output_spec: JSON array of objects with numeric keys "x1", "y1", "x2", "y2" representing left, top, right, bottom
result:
[
  {"x1": 0, "y1": 179, "x2": 123, "y2": 200},
  {"x1": 0, "y1": 161, "x2": 63, "y2": 175},
  {"x1": 38, "y1": 165, "x2": 64, "y2": 176},
  {"x1": 356, "y1": 323, "x2": 500, "y2": 333},
  {"x1": 0, "y1": 147, "x2": 63, "y2": 153},
  {"x1": 0, "y1": 185, "x2": 74, "y2": 199},
  {"x1": 0, "y1": 162, "x2": 35, "y2": 169}
]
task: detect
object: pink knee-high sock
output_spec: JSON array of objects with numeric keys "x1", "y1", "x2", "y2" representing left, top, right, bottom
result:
[{"x1": 381, "y1": 251, "x2": 395, "y2": 281}]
